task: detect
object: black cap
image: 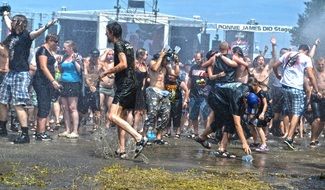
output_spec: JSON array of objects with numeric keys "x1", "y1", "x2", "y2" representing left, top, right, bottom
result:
[{"x1": 90, "y1": 48, "x2": 100, "y2": 57}]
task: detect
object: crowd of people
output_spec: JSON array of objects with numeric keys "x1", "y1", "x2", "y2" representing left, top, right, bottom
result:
[{"x1": 0, "y1": 10, "x2": 323, "y2": 159}]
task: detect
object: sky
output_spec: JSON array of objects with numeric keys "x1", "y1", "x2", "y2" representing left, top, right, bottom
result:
[{"x1": 2, "y1": 0, "x2": 309, "y2": 56}]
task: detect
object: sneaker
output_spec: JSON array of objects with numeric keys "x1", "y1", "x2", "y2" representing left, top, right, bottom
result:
[
  {"x1": 0, "y1": 127, "x2": 8, "y2": 137},
  {"x1": 13, "y1": 133, "x2": 30, "y2": 144},
  {"x1": 255, "y1": 144, "x2": 269, "y2": 152},
  {"x1": 134, "y1": 137, "x2": 148, "y2": 158},
  {"x1": 284, "y1": 139, "x2": 296, "y2": 150},
  {"x1": 66, "y1": 132, "x2": 79, "y2": 138},
  {"x1": 35, "y1": 133, "x2": 52, "y2": 141},
  {"x1": 249, "y1": 143, "x2": 260, "y2": 148}
]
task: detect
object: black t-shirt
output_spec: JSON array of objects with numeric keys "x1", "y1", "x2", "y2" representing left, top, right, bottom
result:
[
  {"x1": 113, "y1": 40, "x2": 136, "y2": 86},
  {"x1": 34, "y1": 46, "x2": 56, "y2": 84},
  {"x1": 211, "y1": 83, "x2": 249, "y2": 116},
  {"x1": 6, "y1": 30, "x2": 33, "y2": 72},
  {"x1": 189, "y1": 63, "x2": 208, "y2": 98},
  {"x1": 212, "y1": 54, "x2": 236, "y2": 83}
]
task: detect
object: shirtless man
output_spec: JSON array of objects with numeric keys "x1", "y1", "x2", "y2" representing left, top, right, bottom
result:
[
  {"x1": 143, "y1": 49, "x2": 179, "y2": 144},
  {"x1": 78, "y1": 48, "x2": 102, "y2": 131},
  {"x1": 310, "y1": 57, "x2": 325, "y2": 147},
  {"x1": 251, "y1": 55, "x2": 271, "y2": 91},
  {"x1": 232, "y1": 47, "x2": 250, "y2": 83},
  {"x1": 99, "y1": 48, "x2": 115, "y2": 128}
]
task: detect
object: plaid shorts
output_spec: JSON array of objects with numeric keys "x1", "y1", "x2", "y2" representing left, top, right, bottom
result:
[
  {"x1": 0, "y1": 71, "x2": 31, "y2": 105},
  {"x1": 282, "y1": 85, "x2": 305, "y2": 116}
]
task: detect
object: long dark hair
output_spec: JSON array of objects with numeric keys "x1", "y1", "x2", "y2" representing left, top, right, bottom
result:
[{"x1": 232, "y1": 46, "x2": 244, "y2": 58}]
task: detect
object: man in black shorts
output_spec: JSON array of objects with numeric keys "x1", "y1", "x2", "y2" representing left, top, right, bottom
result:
[
  {"x1": 195, "y1": 82, "x2": 255, "y2": 156},
  {"x1": 100, "y1": 22, "x2": 147, "y2": 158}
]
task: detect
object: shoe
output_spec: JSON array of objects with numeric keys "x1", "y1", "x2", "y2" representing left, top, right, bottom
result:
[
  {"x1": 194, "y1": 136, "x2": 211, "y2": 149},
  {"x1": 187, "y1": 133, "x2": 197, "y2": 139},
  {"x1": 13, "y1": 133, "x2": 30, "y2": 144},
  {"x1": 58, "y1": 131, "x2": 70, "y2": 137},
  {"x1": 67, "y1": 132, "x2": 79, "y2": 138},
  {"x1": 214, "y1": 150, "x2": 236, "y2": 159},
  {"x1": 134, "y1": 137, "x2": 148, "y2": 158},
  {"x1": 284, "y1": 139, "x2": 296, "y2": 150},
  {"x1": 0, "y1": 126, "x2": 8, "y2": 137},
  {"x1": 310, "y1": 141, "x2": 316, "y2": 148},
  {"x1": 10, "y1": 124, "x2": 19, "y2": 132},
  {"x1": 35, "y1": 132, "x2": 52, "y2": 141},
  {"x1": 249, "y1": 143, "x2": 260, "y2": 148},
  {"x1": 174, "y1": 134, "x2": 181, "y2": 139},
  {"x1": 154, "y1": 139, "x2": 168, "y2": 145},
  {"x1": 115, "y1": 151, "x2": 127, "y2": 159},
  {"x1": 255, "y1": 144, "x2": 269, "y2": 152},
  {"x1": 163, "y1": 133, "x2": 171, "y2": 138}
]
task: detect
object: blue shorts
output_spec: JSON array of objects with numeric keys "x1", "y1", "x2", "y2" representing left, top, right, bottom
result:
[
  {"x1": 189, "y1": 97, "x2": 210, "y2": 120},
  {"x1": 0, "y1": 71, "x2": 31, "y2": 105}
]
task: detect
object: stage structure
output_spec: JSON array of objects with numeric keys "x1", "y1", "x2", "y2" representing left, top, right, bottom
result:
[{"x1": 56, "y1": 9, "x2": 203, "y2": 60}]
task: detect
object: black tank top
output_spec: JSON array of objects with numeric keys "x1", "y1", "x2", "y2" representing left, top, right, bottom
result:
[{"x1": 212, "y1": 54, "x2": 236, "y2": 83}]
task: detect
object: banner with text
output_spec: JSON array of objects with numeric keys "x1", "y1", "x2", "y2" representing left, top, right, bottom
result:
[{"x1": 216, "y1": 23, "x2": 292, "y2": 33}]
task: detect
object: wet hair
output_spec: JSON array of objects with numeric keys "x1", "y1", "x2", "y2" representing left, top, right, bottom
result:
[
  {"x1": 298, "y1": 44, "x2": 310, "y2": 52},
  {"x1": 12, "y1": 14, "x2": 28, "y2": 32},
  {"x1": 232, "y1": 46, "x2": 244, "y2": 57},
  {"x1": 253, "y1": 55, "x2": 264, "y2": 67},
  {"x1": 206, "y1": 50, "x2": 216, "y2": 59},
  {"x1": 45, "y1": 33, "x2": 59, "y2": 43},
  {"x1": 64, "y1": 40, "x2": 77, "y2": 52},
  {"x1": 194, "y1": 51, "x2": 203, "y2": 58},
  {"x1": 219, "y1": 41, "x2": 229, "y2": 51},
  {"x1": 136, "y1": 48, "x2": 147, "y2": 59},
  {"x1": 106, "y1": 22, "x2": 122, "y2": 38}
]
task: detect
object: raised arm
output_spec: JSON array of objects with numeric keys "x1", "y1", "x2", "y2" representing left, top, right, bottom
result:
[
  {"x1": 150, "y1": 50, "x2": 166, "y2": 71},
  {"x1": 2, "y1": 11, "x2": 12, "y2": 31},
  {"x1": 309, "y1": 38, "x2": 320, "y2": 58},
  {"x1": 30, "y1": 19, "x2": 57, "y2": 40}
]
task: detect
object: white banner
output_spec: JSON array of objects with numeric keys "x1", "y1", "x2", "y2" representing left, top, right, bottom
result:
[{"x1": 216, "y1": 23, "x2": 293, "y2": 33}]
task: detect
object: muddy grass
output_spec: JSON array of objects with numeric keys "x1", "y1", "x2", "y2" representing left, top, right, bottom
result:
[{"x1": 0, "y1": 162, "x2": 271, "y2": 190}]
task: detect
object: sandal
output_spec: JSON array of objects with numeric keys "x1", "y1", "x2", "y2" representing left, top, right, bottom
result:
[
  {"x1": 115, "y1": 151, "x2": 127, "y2": 159},
  {"x1": 214, "y1": 150, "x2": 236, "y2": 159},
  {"x1": 163, "y1": 133, "x2": 171, "y2": 138},
  {"x1": 187, "y1": 133, "x2": 197, "y2": 139},
  {"x1": 194, "y1": 136, "x2": 211, "y2": 149},
  {"x1": 154, "y1": 139, "x2": 168, "y2": 145},
  {"x1": 174, "y1": 134, "x2": 181, "y2": 139}
]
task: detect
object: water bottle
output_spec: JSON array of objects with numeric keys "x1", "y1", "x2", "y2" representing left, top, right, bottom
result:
[
  {"x1": 242, "y1": 154, "x2": 254, "y2": 163},
  {"x1": 146, "y1": 127, "x2": 156, "y2": 142}
]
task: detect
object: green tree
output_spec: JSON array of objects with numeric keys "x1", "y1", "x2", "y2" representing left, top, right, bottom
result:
[{"x1": 291, "y1": 0, "x2": 325, "y2": 55}]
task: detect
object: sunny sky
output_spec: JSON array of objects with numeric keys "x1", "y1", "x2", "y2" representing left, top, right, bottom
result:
[{"x1": 2, "y1": 0, "x2": 310, "y2": 56}]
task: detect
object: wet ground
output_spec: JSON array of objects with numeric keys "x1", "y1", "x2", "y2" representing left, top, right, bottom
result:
[{"x1": 0, "y1": 125, "x2": 324, "y2": 189}]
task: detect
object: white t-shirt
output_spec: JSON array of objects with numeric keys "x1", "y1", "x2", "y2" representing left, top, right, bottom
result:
[{"x1": 279, "y1": 51, "x2": 313, "y2": 90}]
